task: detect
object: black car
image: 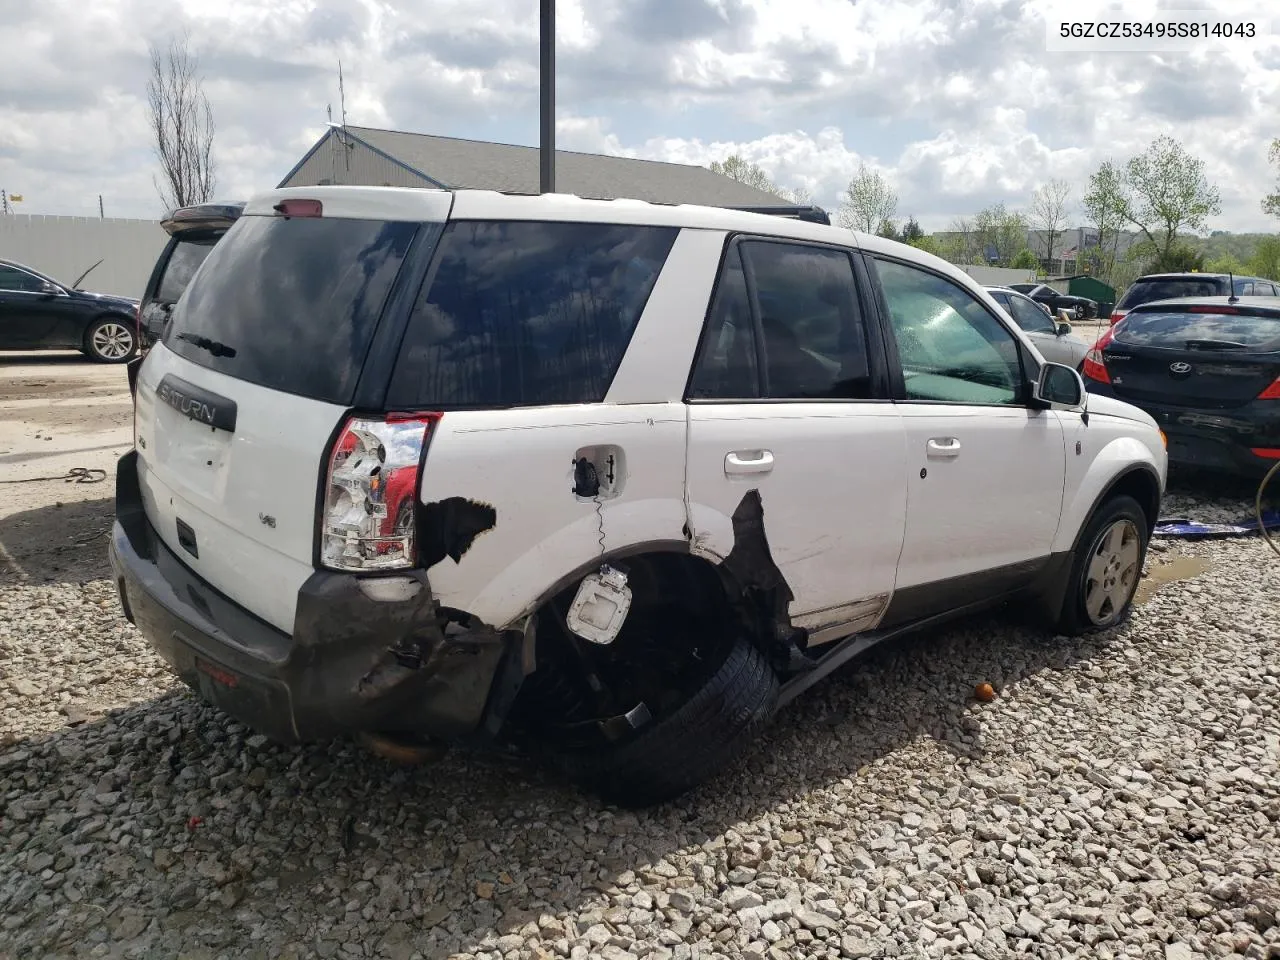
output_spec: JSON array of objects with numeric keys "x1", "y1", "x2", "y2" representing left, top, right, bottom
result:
[
  {"x1": 1007, "y1": 282, "x2": 1098, "y2": 320},
  {"x1": 139, "y1": 201, "x2": 244, "y2": 351},
  {"x1": 1109, "y1": 272, "x2": 1279, "y2": 325},
  {"x1": 0, "y1": 258, "x2": 139, "y2": 362},
  {"x1": 1082, "y1": 296, "x2": 1280, "y2": 476}
]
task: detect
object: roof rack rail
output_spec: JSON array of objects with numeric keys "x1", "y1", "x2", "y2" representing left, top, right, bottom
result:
[{"x1": 725, "y1": 204, "x2": 833, "y2": 226}]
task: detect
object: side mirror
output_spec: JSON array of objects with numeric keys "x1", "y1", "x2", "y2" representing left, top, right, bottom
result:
[
  {"x1": 1033, "y1": 362, "x2": 1086, "y2": 411},
  {"x1": 1056, "y1": 321, "x2": 1072, "y2": 336},
  {"x1": 39, "y1": 281, "x2": 60, "y2": 297}
]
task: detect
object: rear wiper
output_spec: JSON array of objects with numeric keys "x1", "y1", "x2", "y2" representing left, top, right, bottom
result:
[
  {"x1": 176, "y1": 332, "x2": 237, "y2": 358},
  {"x1": 1184, "y1": 339, "x2": 1249, "y2": 351}
]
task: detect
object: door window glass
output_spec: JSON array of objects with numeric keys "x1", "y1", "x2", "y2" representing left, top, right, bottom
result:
[{"x1": 875, "y1": 258, "x2": 1024, "y2": 405}]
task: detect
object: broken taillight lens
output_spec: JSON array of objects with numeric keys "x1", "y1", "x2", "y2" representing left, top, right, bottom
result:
[{"x1": 320, "y1": 413, "x2": 441, "y2": 572}]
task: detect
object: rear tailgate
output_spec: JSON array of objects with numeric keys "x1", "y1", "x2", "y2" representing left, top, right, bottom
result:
[
  {"x1": 133, "y1": 188, "x2": 450, "y2": 634},
  {"x1": 1105, "y1": 309, "x2": 1280, "y2": 409}
]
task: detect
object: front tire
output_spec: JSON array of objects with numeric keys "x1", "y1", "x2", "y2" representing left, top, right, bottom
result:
[
  {"x1": 1053, "y1": 494, "x2": 1148, "y2": 635},
  {"x1": 84, "y1": 317, "x2": 137, "y2": 363}
]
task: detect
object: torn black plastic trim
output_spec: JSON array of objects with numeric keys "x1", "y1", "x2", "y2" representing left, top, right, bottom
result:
[
  {"x1": 715, "y1": 489, "x2": 807, "y2": 674},
  {"x1": 417, "y1": 496, "x2": 497, "y2": 567}
]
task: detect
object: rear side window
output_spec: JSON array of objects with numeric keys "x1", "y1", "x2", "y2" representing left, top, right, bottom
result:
[
  {"x1": 165, "y1": 215, "x2": 419, "y2": 404},
  {"x1": 1116, "y1": 310, "x2": 1280, "y2": 349},
  {"x1": 156, "y1": 239, "x2": 217, "y2": 303},
  {"x1": 385, "y1": 221, "x2": 677, "y2": 409},
  {"x1": 689, "y1": 240, "x2": 871, "y2": 400},
  {"x1": 1116, "y1": 278, "x2": 1225, "y2": 309}
]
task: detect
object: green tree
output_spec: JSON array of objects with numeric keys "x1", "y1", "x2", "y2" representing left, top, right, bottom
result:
[
  {"x1": 1081, "y1": 160, "x2": 1126, "y2": 279},
  {"x1": 1248, "y1": 236, "x2": 1280, "y2": 280},
  {"x1": 901, "y1": 217, "x2": 924, "y2": 242},
  {"x1": 1146, "y1": 241, "x2": 1205, "y2": 273},
  {"x1": 1011, "y1": 249, "x2": 1040, "y2": 271},
  {"x1": 1264, "y1": 139, "x2": 1280, "y2": 220},
  {"x1": 1109, "y1": 136, "x2": 1221, "y2": 266},
  {"x1": 974, "y1": 203, "x2": 1028, "y2": 265},
  {"x1": 877, "y1": 218, "x2": 900, "y2": 241},
  {"x1": 1205, "y1": 252, "x2": 1246, "y2": 275},
  {"x1": 837, "y1": 164, "x2": 899, "y2": 233},
  {"x1": 908, "y1": 235, "x2": 943, "y2": 256}
]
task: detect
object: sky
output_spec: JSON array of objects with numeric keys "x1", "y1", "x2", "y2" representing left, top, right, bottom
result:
[{"x1": 1, "y1": 0, "x2": 1278, "y2": 233}]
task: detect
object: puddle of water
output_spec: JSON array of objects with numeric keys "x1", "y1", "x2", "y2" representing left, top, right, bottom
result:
[{"x1": 1134, "y1": 555, "x2": 1213, "y2": 606}]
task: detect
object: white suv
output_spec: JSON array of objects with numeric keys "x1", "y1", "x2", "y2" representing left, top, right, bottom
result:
[{"x1": 110, "y1": 186, "x2": 1167, "y2": 807}]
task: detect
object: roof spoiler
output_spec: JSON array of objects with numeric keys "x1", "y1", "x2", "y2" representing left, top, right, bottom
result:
[{"x1": 724, "y1": 204, "x2": 832, "y2": 226}]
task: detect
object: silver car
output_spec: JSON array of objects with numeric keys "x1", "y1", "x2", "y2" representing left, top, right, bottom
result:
[{"x1": 986, "y1": 286, "x2": 1089, "y2": 369}]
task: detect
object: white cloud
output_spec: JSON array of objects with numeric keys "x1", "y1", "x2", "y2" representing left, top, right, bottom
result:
[{"x1": 0, "y1": 0, "x2": 1276, "y2": 233}]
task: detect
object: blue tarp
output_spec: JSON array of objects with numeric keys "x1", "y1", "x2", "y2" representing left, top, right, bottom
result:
[{"x1": 1153, "y1": 510, "x2": 1280, "y2": 539}]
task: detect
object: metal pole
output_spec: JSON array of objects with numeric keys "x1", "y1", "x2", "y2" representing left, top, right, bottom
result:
[
  {"x1": 99, "y1": 195, "x2": 104, "y2": 219},
  {"x1": 539, "y1": 0, "x2": 555, "y2": 193}
]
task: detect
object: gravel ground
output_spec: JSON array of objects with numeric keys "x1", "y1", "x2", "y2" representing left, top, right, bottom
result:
[{"x1": 2, "y1": 452, "x2": 1279, "y2": 959}]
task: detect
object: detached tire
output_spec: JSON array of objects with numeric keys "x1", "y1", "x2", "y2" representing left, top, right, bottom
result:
[
  {"x1": 1053, "y1": 494, "x2": 1149, "y2": 636},
  {"x1": 565, "y1": 637, "x2": 778, "y2": 808}
]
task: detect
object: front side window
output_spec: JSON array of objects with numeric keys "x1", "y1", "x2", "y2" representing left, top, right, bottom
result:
[
  {"x1": 386, "y1": 220, "x2": 677, "y2": 409},
  {"x1": 0, "y1": 266, "x2": 44, "y2": 292},
  {"x1": 874, "y1": 258, "x2": 1024, "y2": 405},
  {"x1": 689, "y1": 240, "x2": 872, "y2": 400}
]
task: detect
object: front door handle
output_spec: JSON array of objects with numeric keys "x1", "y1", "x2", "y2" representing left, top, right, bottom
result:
[
  {"x1": 926, "y1": 437, "x2": 961, "y2": 458},
  {"x1": 725, "y1": 450, "x2": 774, "y2": 476}
]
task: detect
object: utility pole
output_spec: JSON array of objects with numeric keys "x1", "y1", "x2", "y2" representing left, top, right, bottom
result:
[
  {"x1": 539, "y1": 0, "x2": 555, "y2": 194},
  {"x1": 98, "y1": 194, "x2": 104, "y2": 219}
]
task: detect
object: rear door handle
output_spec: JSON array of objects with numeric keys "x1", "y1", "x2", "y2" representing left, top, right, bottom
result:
[
  {"x1": 725, "y1": 450, "x2": 774, "y2": 476},
  {"x1": 926, "y1": 437, "x2": 961, "y2": 458}
]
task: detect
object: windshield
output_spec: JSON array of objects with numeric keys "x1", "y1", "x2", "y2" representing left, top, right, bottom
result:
[
  {"x1": 164, "y1": 215, "x2": 420, "y2": 404},
  {"x1": 1115, "y1": 310, "x2": 1280, "y2": 350}
]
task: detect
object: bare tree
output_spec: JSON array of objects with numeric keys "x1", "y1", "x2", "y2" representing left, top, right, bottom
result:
[
  {"x1": 837, "y1": 164, "x2": 898, "y2": 233},
  {"x1": 1030, "y1": 179, "x2": 1071, "y2": 272},
  {"x1": 147, "y1": 32, "x2": 216, "y2": 210}
]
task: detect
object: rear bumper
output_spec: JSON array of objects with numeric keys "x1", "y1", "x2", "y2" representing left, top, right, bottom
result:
[
  {"x1": 109, "y1": 451, "x2": 515, "y2": 744},
  {"x1": 1086, "y1": 386, "x2": 1280, "y2": 476}
]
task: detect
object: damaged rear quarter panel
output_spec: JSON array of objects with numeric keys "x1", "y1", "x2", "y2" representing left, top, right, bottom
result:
[{"x1": 416, "y1": 404, "x2": 690, "y2": 628}]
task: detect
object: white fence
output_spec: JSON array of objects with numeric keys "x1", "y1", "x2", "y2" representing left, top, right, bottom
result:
[
  {"x1": 0, "y1": 215, "x2": 169, "y2": 299},
  {"x1": 957, "y1": 265, "x2": 1037, "y2": 286}
]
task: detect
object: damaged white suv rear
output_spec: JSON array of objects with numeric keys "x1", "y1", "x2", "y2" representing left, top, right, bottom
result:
[{"x1": 110, "y1": 186, "x2": 1167, "y2": 807}]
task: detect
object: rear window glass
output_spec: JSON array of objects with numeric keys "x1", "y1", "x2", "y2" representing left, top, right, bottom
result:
[
  {"x1": 157, "y1": 239, "x2": 217, "y2": 303},
  {"x1": 164, "y1": 215, "x2": 418, "y2": 404},
  {"x1": 1116, "y1": 278, "x2": 1226, "y2": 309},
  {"x1": 385, "y1": 220, "x2": 677, "y2": 409},
  {"x1": 1117, "y1": 310, "x2": 1280, "y2": 349}
]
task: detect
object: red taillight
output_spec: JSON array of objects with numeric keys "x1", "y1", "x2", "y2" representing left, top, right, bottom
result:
[
  {"x1": 1109, "y1": 310, "x2": 1126, "y2": 325},
  {"x1": 274, "y1": 198, "x2": 323, "y2": 218},
  {"x1": 1187, "y1": 305, "x2": 1239, "y2": 314},
  {"x1": 1258, "y1": 377, "x2": 1280, "y2": 401},
  {"x1": 320, "y1": 412, "x2": 441, "y2": 571},
  {"x1": 1251, "y1": 447, "x2": 1280, "y2": 459},
  {"x1": 1082, "y1": 326, "x2": 1115, "y2": 384}
]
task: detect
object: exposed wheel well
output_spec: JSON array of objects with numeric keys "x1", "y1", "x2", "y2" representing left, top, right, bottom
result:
[{"x1": 505, "y1": 550, "x2": 776, "y2": 745}]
